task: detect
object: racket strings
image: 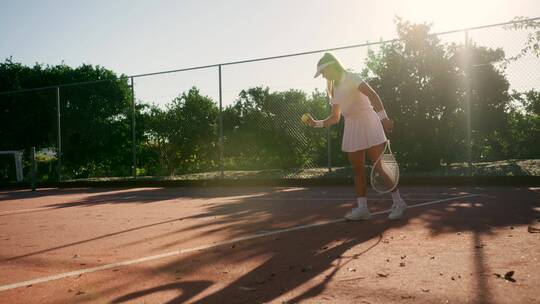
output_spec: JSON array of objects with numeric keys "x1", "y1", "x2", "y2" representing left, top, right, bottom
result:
[{"x1": 371, "y1": 150, "x2": 399, "y2": 193}]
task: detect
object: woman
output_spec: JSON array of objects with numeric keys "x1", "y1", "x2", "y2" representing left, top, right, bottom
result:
[{"x1": 307, "y1": 52, "x2": 407, "y2": 220}]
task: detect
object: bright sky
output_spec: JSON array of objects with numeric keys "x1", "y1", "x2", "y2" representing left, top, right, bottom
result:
[{"x1": 1, "y1": 0, "x2": 539, "y2": 106}]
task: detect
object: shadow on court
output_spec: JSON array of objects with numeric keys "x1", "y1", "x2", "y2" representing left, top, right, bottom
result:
[
  {"x1": 97, "y1": 187, "x2": 538, "y2": 303},
  {"x1": 0, "y1": 186, "x2": 538, "y2": 303}
]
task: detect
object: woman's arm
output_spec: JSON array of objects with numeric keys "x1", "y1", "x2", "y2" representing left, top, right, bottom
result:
[
  {"x1": 358, "y1": 81, "x2": 383, "y2": 112},
  {"x1": 306, "y1": 104, "x2": 341, "y2": 127},
  {"x1": 323, "y1": 80, "x2": 340, "y2": 126},
  {"x1": 323, "y1": 104, "x2": 341, "y2": 126},
  {"x1": 358, "y1": 81, "x2": 394, "y2": 133}
]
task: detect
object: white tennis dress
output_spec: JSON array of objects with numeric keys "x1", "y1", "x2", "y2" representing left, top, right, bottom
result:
[{"x1": 330, "y1": 71, "x2": 387, "y2": 152}]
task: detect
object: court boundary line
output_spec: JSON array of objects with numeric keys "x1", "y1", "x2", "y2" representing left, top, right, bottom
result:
[
  {"x1": 0, "y1": 197, "x2": 445, "y2": 216},
  {"x1": 0, "y1": 193, "x2": 480, "y2": 292}
]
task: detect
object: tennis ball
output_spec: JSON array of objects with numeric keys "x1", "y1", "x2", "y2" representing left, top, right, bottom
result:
[{"x1": 301, "y1": 113, "x2": 310, "y2": 123}]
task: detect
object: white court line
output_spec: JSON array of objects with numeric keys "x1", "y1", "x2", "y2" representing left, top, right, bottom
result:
[
  {"x1": 0, "y1": 197, "x2": 441, "y2": 216},
  {"x1": 0, "y1": 193, "x2": 480, "y2": 292},
  {"x1": 0, "y1": 207, "x2": 58, "y2": 215},
  {"x1": 252, "y1": 197, "x2": 438, "y2": 201}
]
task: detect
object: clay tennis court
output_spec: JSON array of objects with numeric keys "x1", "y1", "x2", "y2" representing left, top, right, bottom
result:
[{"x1": 0, "y1": 186, "x2": 538, "y2": 303}]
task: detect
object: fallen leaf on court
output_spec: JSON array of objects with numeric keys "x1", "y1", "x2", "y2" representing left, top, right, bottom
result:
[
  {"x1": 401, "y1": 255, "x2": 406, "y2": 259},
  {"x1": 505, "y1": 271, "x2": 515, "y2": 279},
  {"x1": 475, "y1": 245, "x2": 484, "y2": 249},
  {"x1": 422, "y1": 288, "x2": 430, "y2": 292},
  {"x1": 528, "y1": 225, "x2": 540, "y2": 233},
  {"x1": 401, "y1": 295, "x2": 414, "y2": 299},
  {"x1": 386, "y1": 258, "x2": 390, "y2": 262},
  {"x1": 238, "y1": 286, "x2": 257, "y2": 291},
  {"x1": 377, "y1": 273, "x2": 389, "y2": 278},
  {"x1": 430, "y1": 256, "x2": 435, "y2": 259},
  {"x1": 75, "y1": 291, "x2": 85, "y2": 296},
  {"x1": 494, "y1": 271, "x2": 516, "y2": 282},
  {"x1": 347, "y1": 268, "x2": 356, "y2": 272},
  {"x1": 399, "y1": 262, "x2": 405, "y2": 267},
  {"x1": 451, "y1": 276, "x2": 455, "y2": 280}
]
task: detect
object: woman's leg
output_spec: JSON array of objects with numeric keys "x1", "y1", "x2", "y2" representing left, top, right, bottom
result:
[
  {"x1": 347, "y1": 150, "x2": 367, "y2": 197},
  {"x1": 345, "y1": 150, "x2": 371, "y2": 220}
]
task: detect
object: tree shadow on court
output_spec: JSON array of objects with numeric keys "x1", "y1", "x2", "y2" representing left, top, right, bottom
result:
[
  {"x1": 79, "y1": 189, "x2": 538, "y2": 303},
  {"x1": 98, "y1": 186, "x2": 537, "y2": 303},
  {"x1": 2, "y1": 187, "x2": 334, "y2": 262},
  {"x1": 3, "y1": 186, "x2": 537, "y2": 303},
  {"x1": 0, "y1": 187, "x2": 289, "y2": 219},
  {"x1": 417, "y1": 187, "x2": 540, "y2": 304},
  {"x1": 110, "y1": 280, "x2": 213, "y2": 304},
  {"x1": 39, "y1": 187, "x2": 283, "y2": 209}
]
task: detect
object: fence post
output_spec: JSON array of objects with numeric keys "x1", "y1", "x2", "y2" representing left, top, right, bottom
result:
[
  {"x1": 327, "y1": 94, "x2": 332, "y2": 173},
  {"x1": 464, "y1": 30, "x2": 472, "y2": 176},
  {"x1": 327, "y1": 127, "x2": 332, "y2": 173},
  {"x1": 31, "y1": 147, "x2": 36, "y2": 191},
  {"x1": 130, "y1": 77, "x2": 137, "y2": 178},
  {"x1": 56, "y1": 86, "x2": 62, "y2": 182},
  {"x1": 218, "y1": 65, "x2": 224, "y2": 179}
]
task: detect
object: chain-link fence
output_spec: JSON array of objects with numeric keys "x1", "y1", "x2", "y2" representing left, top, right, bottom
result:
[{"x1": 1, "y1": 18, "x2": 539, "y2": 184}]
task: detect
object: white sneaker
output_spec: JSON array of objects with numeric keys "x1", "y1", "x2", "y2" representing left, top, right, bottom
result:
[
  {"x1": 388, "y1": 200, "x2": 407, "y2": 220},
  {"x1": 345, "y1": 208, "x2": 371, "y2": 221}
]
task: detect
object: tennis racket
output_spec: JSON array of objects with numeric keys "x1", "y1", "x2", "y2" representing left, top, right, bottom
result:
[{"x1": 370, "y1": 140, "x2": 399, "y2": 193}]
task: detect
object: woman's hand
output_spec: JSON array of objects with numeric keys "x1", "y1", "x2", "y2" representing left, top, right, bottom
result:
[
  {"x1": 301, "y1": 113, "x2": 316, "y2": 127},
  {"x1": 382, "y1": 118, "x2": 394, "y2": 134}
]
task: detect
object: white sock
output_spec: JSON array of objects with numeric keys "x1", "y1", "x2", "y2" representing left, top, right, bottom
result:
[
  {"x1": 357, "y1": 197, "x2": 367, "y2": 210},
  {"x1": 391, "y1": 189, "x2": 403, "y2": 204}
]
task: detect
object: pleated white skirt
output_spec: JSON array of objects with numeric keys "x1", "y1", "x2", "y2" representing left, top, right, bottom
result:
[{"x1": 342, "y1": 110, "x2": 387, "y2": 152}]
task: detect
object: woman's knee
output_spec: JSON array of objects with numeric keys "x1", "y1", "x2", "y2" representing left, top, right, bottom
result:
[{"x1": 352, "y1": 165, "x2": 365, "y2": 176}]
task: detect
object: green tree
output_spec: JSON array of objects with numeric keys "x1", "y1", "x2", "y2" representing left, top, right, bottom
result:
[
  {"x1": 144, "y1": 88, "x2": 218, "y2": 175},
  {"x1": 507, "y1": 90, "x2": 540, "y2": 158},
  {"x1": 363, "y1": 18, "x2": 513, "y2": 170},
  {"x1": 0, "y1": 60, "x2": 135, "y2": 178},
  {"x1": 223, "y1": 87, "x2": 329, "y2": 170}
]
